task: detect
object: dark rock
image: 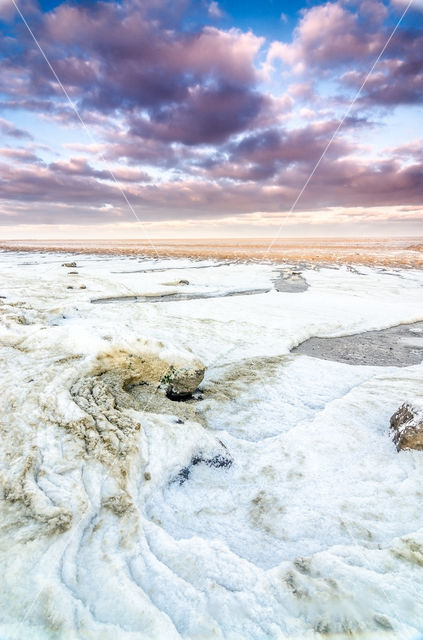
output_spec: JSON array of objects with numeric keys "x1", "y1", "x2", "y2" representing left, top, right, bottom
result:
[
  {"x1": 165, "y1": 365, "x2": 205, "y2": 400},
  {"x1": 390, "y1": 402, "x2": 423, "y2": 450}
]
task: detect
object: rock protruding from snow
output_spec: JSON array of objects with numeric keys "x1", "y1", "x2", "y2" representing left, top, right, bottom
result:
[
  {"x1": 390, "y1": 402, "x2": 423, "y2": 450},
  {"x1": 166, "y1": 364, "x2": 205, "y2": 399},
  {"x1": 162, "y1": 279, "x2": 190, "y2": 286}
]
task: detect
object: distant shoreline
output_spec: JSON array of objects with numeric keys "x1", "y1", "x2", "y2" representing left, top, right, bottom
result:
[{"x1": 1, "y1": 237, "x2": 422, "y2": 268}]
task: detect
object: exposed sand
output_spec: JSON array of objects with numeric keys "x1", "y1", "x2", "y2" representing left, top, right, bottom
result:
[{"x1": 1, "y1": 236, "x2": 423, "y2": 267}]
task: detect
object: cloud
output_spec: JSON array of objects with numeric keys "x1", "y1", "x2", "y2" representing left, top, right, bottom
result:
[
  {"x1": 265, "y1": 0, "x2": 423, "y2": 108},
  {"x1": 342, "y1": 52, "x2": 423, "y2": 106},
  {"x1": 266, "y1": 2, "x2": 386, "y2": 73},
  {"x1": 208, "y1": 1, "x2": 223, "y2": 18},
  {"x1": 49, "y1": 157, "x2": 152, "y2": 182},
  {"x1": 0, "y1": 131, "x2": 421, "y2": 218},
  {"x1": 0, "y1": 0, "x2": 268, "y2": 146},
  {"x1": 0, "y1": 0, "x2": 422, "y2": 231},
  {"x1": 0, "y1": 0, "x2": 18, "y2": 21},
  {"x1": 0, "y1": 147, "x2": 39, "y2": 162},
  {"x1": 127, "y1": 85, "x2": 266, "y2": 145},
  {"x1": 22, "y1": 4, "x2": 266, "y2": 145},
  {"x1": 0, "y1": 161, "x2": 124, "y2": 205},
  {"x1": 197, "y1": 119, "x2": 364, "y2": 182},
  {"x1": 391, "y1": 0, "x2": 423, "y2": 12},
  {"x1": 0, "y1": 117, "x2": 32, "y2": 139}
]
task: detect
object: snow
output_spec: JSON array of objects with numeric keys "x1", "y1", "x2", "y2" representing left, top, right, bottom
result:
[{"x1": 0, "y1": 250, "x2": 423, "y2": 639}]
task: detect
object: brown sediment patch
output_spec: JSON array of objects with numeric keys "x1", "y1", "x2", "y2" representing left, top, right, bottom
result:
[
  {"x1": 391, "y1": 535, "x2": 423, "y2": 567},
  {"x1": 68, "y1": 348, "x2": 206, "y2": 462},
  {"x1": 249, "y1": 490, "x2": 286, "y2": 535},
  {"x1": 1, "y1": 236, "x2": 423, "y2": 267},
  {"x1": 0, "y1": 344, "x2": 207, "y2": 534},
  {"x1": 204, "y1": 355, "x2": 287, "y2": 404},
  {"x1": 1, "y1": 450, "x2": 73, "y2": 535},
  {"x1": 291, "y1": 321, "x2": 423, "y2": 367}
]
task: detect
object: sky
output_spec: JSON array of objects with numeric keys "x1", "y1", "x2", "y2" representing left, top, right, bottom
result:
[{"x1": 0, "y1": 0, "x2": 422, "y2": 239}]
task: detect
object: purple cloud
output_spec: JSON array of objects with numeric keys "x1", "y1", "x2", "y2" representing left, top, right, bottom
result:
[
  {"x1": 49, "y1": 157, "x2": 151, "y2": 182},
  {"x1": 0, "y1": 136, "x2": 421, "y2": 218},
  {"x1": 4, "y1": 2, "x2": 267, "y2": 146},
  {"x1": 0, "y1": 147, "x2": 39, "y2": 162},
  {"x1": 0, "y1": 0, "x2": 422, "y2": 230},
  {"x1": 0, "y1": 117, "x2": 32, "y2": 139},
  {"x1": 267, "y1": 0, "x2": 423, "y2": 107}
]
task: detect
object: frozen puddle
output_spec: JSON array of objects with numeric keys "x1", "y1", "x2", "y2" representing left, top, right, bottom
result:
[
  {"x1": 292, "y1": 320, "x2": 423, "y2": 366},
  {"x1": 91, "y1": 287, "x2": 271, "y2": 304},
  {"x1": 90, "y1": 269, "x2": 309, "y2": 303},
  {"x1": 111, "y1": 261, "x2": 236, "y2": 274}
]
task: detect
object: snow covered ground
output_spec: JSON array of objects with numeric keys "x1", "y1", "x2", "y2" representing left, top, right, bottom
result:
[{"x1": 1, "y1": 250, "x2": 423, "y2": 639}]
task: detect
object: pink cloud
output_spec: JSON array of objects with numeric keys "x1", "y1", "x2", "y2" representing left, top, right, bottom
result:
[
  {"x1": 266, "y1": 0, "x2": 423, "y2": 107},
  {"x1": 267, "y1": 2, "x2": 386, "y2": 73},
  {"x1": 0, "y1": 117, "x2": 32, "y2": 139}
]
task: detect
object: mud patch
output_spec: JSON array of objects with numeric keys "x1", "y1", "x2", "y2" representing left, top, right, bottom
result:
[
  {"x1": 249, "y1": 490, "x2": 286, "y2": 535},
  {"x1": 292, "y1": 321, "x2": 423, "y2": 366},
  {"x1": 203, "y1": 355, "x2": 287, "y2": 403}
]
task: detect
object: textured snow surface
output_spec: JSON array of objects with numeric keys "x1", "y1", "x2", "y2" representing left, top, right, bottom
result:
[{"x1": 1, "y1": 251, "x2": 423, "y2": 640}]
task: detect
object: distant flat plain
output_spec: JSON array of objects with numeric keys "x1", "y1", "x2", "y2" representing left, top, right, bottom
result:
[{"x1": 1, "y1": 236, "x2": 423, "y2": 267}]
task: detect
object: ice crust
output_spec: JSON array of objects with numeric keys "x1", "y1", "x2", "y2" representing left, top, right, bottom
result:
[{"x1": 1, "y1": 251, "x2": 423, "y2": 639}]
